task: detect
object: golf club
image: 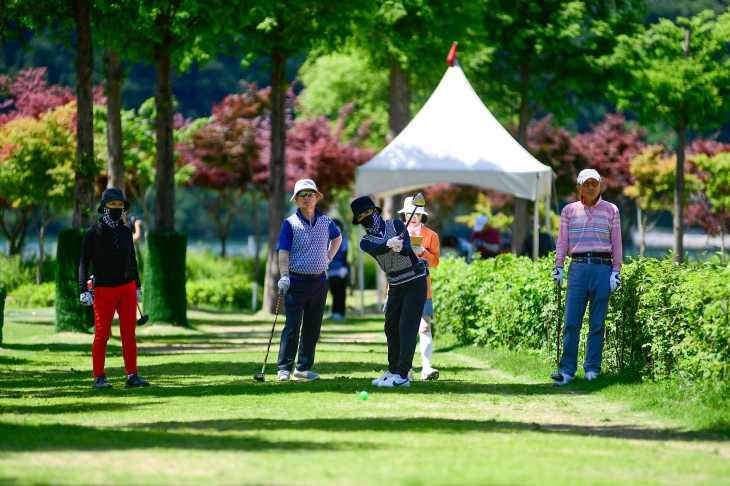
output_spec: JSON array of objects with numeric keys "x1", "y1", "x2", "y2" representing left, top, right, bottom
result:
[
  {"x1": 254, "y1": 291, "x2": 284, "y2": 382},
  {"x1": 392, "y1": 192, "x2": 426, "y2": 254},
  {"x1": 551, "y1": 283, "x2": 564, "y2": 382},
  {"x1": 136, "y1": 302, "x2": 149, "y2": 326}
]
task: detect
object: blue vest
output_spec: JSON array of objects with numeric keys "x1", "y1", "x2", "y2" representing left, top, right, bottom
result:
[
  {"x1": 287, "y1": 212, "x2": 332, "y2": 275},
  {"x1": 363, "y1": 220, "x2": 425, "y2": 285}
]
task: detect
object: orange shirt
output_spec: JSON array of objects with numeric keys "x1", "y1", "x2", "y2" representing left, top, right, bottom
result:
[{"x1": 408, "y1": 225, "x2": 440, "y2": 299}]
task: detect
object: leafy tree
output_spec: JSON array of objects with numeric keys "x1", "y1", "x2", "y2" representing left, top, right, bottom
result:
[
  {"x1": 602, "y1": 9, "x2": 730, "y2": 263},
  {"x1": 0, "y1": 103, "x2": 80, "y2": 283},
  {"x1": 689, "y1": 151, "x2": 730, "y2": 256},
  {"x1": 0, "y1": 68, "x2": 74, "y2": 255},
  {"x1": 469, "y1": 0, "x2": 645, "y2": 256}
]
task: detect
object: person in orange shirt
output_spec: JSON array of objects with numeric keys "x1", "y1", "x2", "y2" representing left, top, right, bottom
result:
[{"x1": 398, "y1": 197, "x2": 440, "y2": 381}]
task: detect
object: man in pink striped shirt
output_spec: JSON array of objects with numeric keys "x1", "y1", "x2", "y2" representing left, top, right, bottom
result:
[{"x1": 551, "y1": 169, "x2": 622, "y2": 386}]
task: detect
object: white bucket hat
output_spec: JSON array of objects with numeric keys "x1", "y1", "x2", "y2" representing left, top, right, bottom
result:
[
  {"x1": 290, "y1": 179, "x2": 324, "y2": 201},
  {"x1": 397, "y1": 196, "x2": 429, "y2": 215},
  {"x1": 577, "y1": 169, "x2": 601, "y2": 185},
  {"x1": 474, "y1": 214, "x2": 489, "y2": 232}
]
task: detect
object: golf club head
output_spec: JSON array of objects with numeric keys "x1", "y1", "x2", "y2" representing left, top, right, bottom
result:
[
  {"x1": 550, "y1": 372, "x2": 564, "y2": 382},
  {"x1": 254, "y1": 374, "x2": 265, "y2": 382},
  {"x1": 411, "y1": 192, "x2": 426, "y2": 207},
  {"x1": 137, "y1": 315, "x2": 149, "y2": 326}
]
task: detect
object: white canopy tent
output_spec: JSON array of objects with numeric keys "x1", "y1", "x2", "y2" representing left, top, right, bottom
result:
[{"x1": 353, "y1": 61, "x2": 555, "y2": 311}]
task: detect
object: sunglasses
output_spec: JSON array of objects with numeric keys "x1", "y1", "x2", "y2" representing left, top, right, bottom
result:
[
  {"x1": 581, "y1": 181, "x2": 600, "y2": 188},
  {"x1": 297, "y1": 191, "x2": 317, "y2": 198},
  {"x1": 402, "y1": 213, "x2": 422, "y2": 219}
]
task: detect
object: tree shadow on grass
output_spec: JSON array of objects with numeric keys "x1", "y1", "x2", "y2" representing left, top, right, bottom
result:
[
  {"x1": 0, "y1": 401, "x2": 159, "y2": 416},
  {"x1": 1, "y1": 343, "x2": 91, "y2": 353}
]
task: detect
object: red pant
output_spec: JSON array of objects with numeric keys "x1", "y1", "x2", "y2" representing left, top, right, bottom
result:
[{"x1": 93, "y1": 281, "x2": 138, "y2": 377}]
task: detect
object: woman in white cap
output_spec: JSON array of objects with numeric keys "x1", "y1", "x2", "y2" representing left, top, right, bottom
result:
[
  {"x1": 470, "y1": 214, "x2": 500, "y2": 259},
  {"x1": 274, "y1": 179, "x2": 342, "y2": 381},
  {"x1": 398, "y1": 197, "x2": 440, "y2": 381}
]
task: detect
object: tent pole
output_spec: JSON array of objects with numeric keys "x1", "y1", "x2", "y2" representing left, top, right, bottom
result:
[
  {"x1": 359, "y1": 225, "x2": 365, "y2": 314},
  {"x1": 545, "y1": 188, "x2": 551, "y2": 237},
  {"x1": 533, "y1": 174, "x2": 540, "y2": 261}
]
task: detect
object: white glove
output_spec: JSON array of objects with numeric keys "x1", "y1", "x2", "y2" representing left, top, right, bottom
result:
[
  {"x1": 80, "y1": 292, "x2": 94, "y2": 306},
  {"x1": 552, "y1": 267, "x2": 564, "y2": 286},
  {"x1": 278, "y1": 275, "x2": 291, "y2": 293},
  {"x1": 337, "y1": 266, "x2": 348, "y2": 279},
  {"x1": 136, "y1": 288, "x2": 142, "y2": 303},
  {"x1": 610, "y1": 271, "x2": 621, "y2": 292},
  {"x1": 383, "y1": 295, "x2": 388, "y2": 314},
  {"x1": 386, "y1": 237, "x2": 403, "y2": 252},
  {"x1": 412, "y1": 245, "x2": 425, "y2": 255}
]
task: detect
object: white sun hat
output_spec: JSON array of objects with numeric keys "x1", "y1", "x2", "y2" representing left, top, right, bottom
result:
[
  {"x1": 577, "y1": 169, "x2": 601, "y2": 185},
  {"x1": 473, "y1": 214, "x2": 489, "y2": 232},
  {"x1": 290, "y1": 179, "x2": 324, "y2": 201},
  {"x1": 397, "y1": 196, "x2": 429, "y2": 215}
]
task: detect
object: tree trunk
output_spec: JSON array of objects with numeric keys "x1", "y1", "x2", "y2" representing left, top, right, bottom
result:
[
  {"x1": 387, "y1": 62, "x2": 411, "y2": 144},
  {"x1": 263, "y1": 50, "x2": 288, "y2": 313},
  {"x1": 674, "y1": 120, "x2": 686, "y2": 264},
  {"x1": 0, "y1": 206, "x2": 30, "y2": 255},
  {"x1": 638, "y1": 206, "x2": 645, "y2": 258},
  {"x1": 252, "y1": 186, "x2": 261, "y2": 312},
  {"x1": 105, "y1": 49, "x2": 125, "y2": 195},
  {"x1": 72, "y1": 0, "x2": 95, "y2": 229},
  {"x1": 153, "y1": 33, "x2": 175, "y2": 232},
  {"x1": 36, "y1": 206, "x2": 47, "y2": 285},
  {"x1": 513, "y1": 60, "x2": 530, "y2": 256},
  {"x1": 1, "y1": 0, "x2": 5, "y2": 48}
]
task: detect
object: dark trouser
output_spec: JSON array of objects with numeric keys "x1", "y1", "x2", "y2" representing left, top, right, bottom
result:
[
  {"x1": 277, "y1": 278, "x2": 329, "y2": 372},
  {"x1": 384, "y1": 276, "x2": 427, "y2": 378},
  {"x1": 559, "y1": 262, "x2": 611, "y2": 376},
  {"x1": 328, "y1": 276, "x2": 347, "y2": 316}
]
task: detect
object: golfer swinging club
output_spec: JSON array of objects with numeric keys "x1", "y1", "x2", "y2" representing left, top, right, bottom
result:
[
  {"x1": 352, "y1": 196, "x2": 428, "y2": 388},
  {"x1": 552, "y1": 169, "x2": 622, "y2": 385},
  {"x1": 276, "y1": 179, "x2": 342, "y2": 381},
  {"x1": 79, "y1": 188, "x2": 149, "y2": 389}
]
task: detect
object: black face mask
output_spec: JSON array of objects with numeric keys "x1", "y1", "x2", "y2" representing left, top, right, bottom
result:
[
  {"x1": 359, "y1": 214, "x2": 376, "y2": 229},
  {"x1": 108, "y1": 208, "x2": 124, "y2": 222}
]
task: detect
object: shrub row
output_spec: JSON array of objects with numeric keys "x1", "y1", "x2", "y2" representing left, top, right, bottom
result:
[
  {"x1": 0, "y1": 287, "x2": 5, "y2": 345},
  {"x1": 432, "y1": 254, "x2": 730, "y2": 383},
  {"x1": 187, "y1": 276, "x2": 262, "y2": 310},
  {"x1": 5, "y1": 282, "x2": 55, "y2": 309}
]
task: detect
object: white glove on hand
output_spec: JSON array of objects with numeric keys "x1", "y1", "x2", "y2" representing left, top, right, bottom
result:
[
  {"x1": 136, "y1": 288, "x2": 142, "y2": 303},
  {"x1": 412, "y1": 245, "x2": 425, "y2": 255},
  {"x1": 278, "y1": 275, "x2": 291, "y2": 293},
  {"x1": 552, "y1": 267, "x2": 564, "y2": 286},
  {"x1": 80, "y1": 292, "x2": 94, "y2": 306},
  {"x1": 610, "y1": 271, "x2": 621, "y2": 292},
  {"x1": 386, "y1": 237, "x2": 403, "y2": 252},
  {"x1": 337, "y1": 266, "x2": 348, "y2": 279}
]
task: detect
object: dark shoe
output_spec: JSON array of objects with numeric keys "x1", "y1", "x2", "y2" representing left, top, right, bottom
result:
[
  {"x1": 125, "y1": 373, "x2": 150, "y2": 388},
  {"x1": 93, "y1": 376, "x2": 112, "y2": 389}
]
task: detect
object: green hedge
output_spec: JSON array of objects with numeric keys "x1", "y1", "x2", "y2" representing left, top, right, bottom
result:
[
  {"x1": 0, "y1": 287, "x2": 5, "y2": 345},
  {"x1": 187, "y1": 276, "x2": 262, "y2": 310},
  {"x1": 144, "y1": 232, "x2": 188, "y2": 326},
  {"x1": 7, "y1": 282, "x2": 55, "y2": 308},
  {"x1": 55, "y1": 229, "x2": 94, "y2": 333},
  {"x1": 432, "y1": 253, "x2": 730, "y2": 383}
]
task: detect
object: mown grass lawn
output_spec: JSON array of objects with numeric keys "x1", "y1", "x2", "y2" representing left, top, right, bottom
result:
[{"x1": 1, "y1": 307, "x2": 730, "y2": 485}]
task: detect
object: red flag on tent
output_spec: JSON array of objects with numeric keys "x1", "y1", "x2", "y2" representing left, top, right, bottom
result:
[{"x1": 446, "y1": 42, "x2": 458, "y2": 67}]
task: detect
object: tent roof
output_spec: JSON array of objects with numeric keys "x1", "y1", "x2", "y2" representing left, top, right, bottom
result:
[{"x1": 356, "y1": 64, "x2": 553, "y2": 201}]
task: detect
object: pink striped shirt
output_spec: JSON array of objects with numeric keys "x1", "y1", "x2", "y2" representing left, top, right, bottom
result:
[{"x1": 555, "y1": 197, "x2": 623, "y2": 272}]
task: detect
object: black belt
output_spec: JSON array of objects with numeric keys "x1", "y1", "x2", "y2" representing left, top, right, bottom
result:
[
  {"x1": 573, "y1": 252, "x2": 612, "y2": 259},
  {"x1": 114, "y1": 271, "x2": 135, "y2": 278},
  {"x1": 573, "y1": 257, "x2": 612, "y2": 266},
  {"x1": 289, "y1": 271, "x2": 326, "y2": 279},
  {"x1": 387, "y1": 262, "x2": 427, "y2": 278}
]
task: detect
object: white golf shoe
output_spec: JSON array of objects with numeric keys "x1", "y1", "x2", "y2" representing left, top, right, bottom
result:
[
  {"x1": 277, "y1": 370, "x2": 290, "y2": 381},
  {"x1": 584, "y1": 371, "x2": 599, "y2": 381},
  {"x1": 292, "y1": 369, "x2": 320, "y2": 381},
  {"x1": 421, "y1": 367, "x2": 439, "y2": 381},
  {"x1": 378, "y1": 374, "x2": 410, "y2": 388},
  {"x1": 372, "y1": 371, "x2": 393, "y2": 385},
  {"x1": 551, "y1": 373, "x2": 575, "y2": 386}
]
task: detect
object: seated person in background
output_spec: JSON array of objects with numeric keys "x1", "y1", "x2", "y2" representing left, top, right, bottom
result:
[
  {"x1": 470, "y1": 215, "x2": 500, "y2": 259},
  {"x1": 520, "y1": 221, "x2": 555, "y2": 259}
]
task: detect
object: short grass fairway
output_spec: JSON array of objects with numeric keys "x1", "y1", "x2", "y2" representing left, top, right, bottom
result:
[{"x1": 2, "y1": 308, "x2": 730, "y2": 485}]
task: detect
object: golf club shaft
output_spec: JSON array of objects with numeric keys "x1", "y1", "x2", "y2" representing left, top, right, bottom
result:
[
  {"x1": 556, "y1": 283, "x2": 562, "y2": 368},
  {"x1": 137, "y1": 302, "x2": 143, "y2": 315},
  {"x1": 391, "y1": 204, "x2": 420, "y2": 254},
  {"x1": 261, "y1": 292, "x2": 284, "y2": 373}
]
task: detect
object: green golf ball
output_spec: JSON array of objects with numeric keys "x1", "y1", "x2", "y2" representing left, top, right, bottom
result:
[{"x1": 359, "y1": 390, "x2": 369, "y2": 400}]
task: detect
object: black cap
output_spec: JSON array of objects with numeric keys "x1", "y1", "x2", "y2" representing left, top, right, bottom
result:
[
  {"x1": 350, "y1": 196, "x2": 381, "y2": 225},
  {"x1": 97, "y1": 188, "x2": 131, "y2": 214}
]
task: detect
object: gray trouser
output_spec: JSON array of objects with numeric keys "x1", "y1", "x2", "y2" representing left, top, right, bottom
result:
[{"x1": 558, "y1": 262, "x2": 611, "y2": 376}]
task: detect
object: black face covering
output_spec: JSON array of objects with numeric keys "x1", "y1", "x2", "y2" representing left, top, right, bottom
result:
[
  {"x1": 108, "y1": 208, "x2": 124, "y2": 222},
  {"x1": 359, "y1": 214, "x2": 376, "y2": 229}
]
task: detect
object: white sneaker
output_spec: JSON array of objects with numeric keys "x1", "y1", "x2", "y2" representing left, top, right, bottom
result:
[
  {"x1": 551, "y1": 373, "x2": 575, "y2": 386},
  {"x1": 277, "y1": 370, "x2": 290, "y2": 381},
  {"x1": 407, "y1": 369, "x2": 414, "y2": 381},
  {"x1": 372, "y1": 371, "x2": 394, "y2": 385},
  {"x1": 378, "y1": 374, "x2": 410, "y2": 388},
  {"x1": 421, "y1": 368, "x2": 439, "y2": 381},
  {"x1": 585, "y1": 371, "x2": 599, "y2": 381},
  {"x1": 292, "y1": 369, "x2": 320, "y2": 381}
]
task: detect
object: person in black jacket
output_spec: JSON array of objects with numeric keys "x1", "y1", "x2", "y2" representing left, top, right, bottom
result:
[{"x1": 79, "y1": 188, "x2": 149, "y2": 390}]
